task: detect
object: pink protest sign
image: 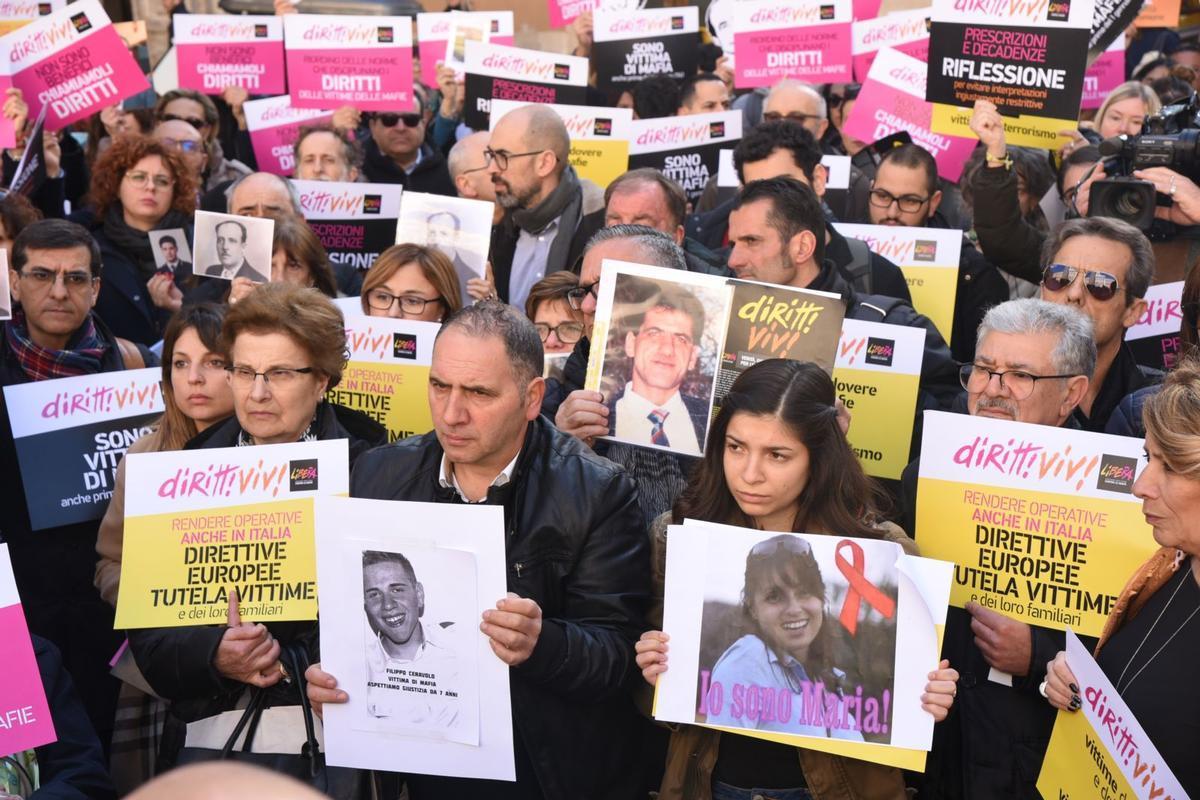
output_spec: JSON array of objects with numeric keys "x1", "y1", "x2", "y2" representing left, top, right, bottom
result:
[
  {"x1": 1081, "y1": 39, "x2": 1124, "y2": 110},
  {"x1": 0, "y1": 544, "x2": 56, "y2": 758},
  {"x1": 242, "y1": 95, "x2": 333, "y2": 176},
  {"x1": 843, "y1": 47, "x2": 975, "y2": 182},
  {"x1": 7, "y1": 0, "x2": 149, "y2": 132},
  {"x1": 283, "y1": 14, "x2": 414, "y2": 112},
  {"x1": 731, "y1": 0, "x2": 853, "y2": 88},
  {"x1": 852, "y1": 7, "x2": 930, "y2": 81},
  {"x1": 548, "y1": 0, "x2": 593, "y2": 28},
  {"x1": 416, "y1": 12, "x2": 513, "y2": 87},
  {"x1": 174, "y1": 14, "x2": 285, "y2": 96}
]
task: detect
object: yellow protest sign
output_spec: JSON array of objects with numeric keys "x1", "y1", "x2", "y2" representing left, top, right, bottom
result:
[
  {"x1": 833, "y1": 319, "x2": 925, "y2": 480},
  {"x1": 1038, "y1": 631, "x2": 1186, "y2": 800},
  {"x1": 330, "y1": 317, "x2": 438, "y2": 444},
  {"x1": 916, "y1": 412, "x2": 1159, "y2": 637},
  {"x1": 932, "y1": 103, "x2": 1074, "y2": 151},
  {"x1": 490, "y1": 99, "x2": 632, "y2": 188},
  {"x1": 114, "y1": 439, "x2": 349, "y2": 628},
  {"x1": 833, "y1": 224, "x2": 960, "y2": 344}
]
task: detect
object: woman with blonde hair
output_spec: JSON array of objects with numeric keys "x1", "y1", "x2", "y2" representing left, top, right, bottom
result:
[{"x1": 1045, "y1": 357, "x2": 1200, "y2": 795}]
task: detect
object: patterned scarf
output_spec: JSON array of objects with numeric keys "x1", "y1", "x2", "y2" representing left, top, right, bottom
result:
[{"x1": 5, "y1": 308, "x2": 108, "y2": 381}]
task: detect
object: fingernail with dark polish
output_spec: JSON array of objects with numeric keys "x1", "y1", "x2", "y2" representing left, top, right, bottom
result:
[{"x1": 1069, "y1": 683, "x2": 1079, "y2": 693}]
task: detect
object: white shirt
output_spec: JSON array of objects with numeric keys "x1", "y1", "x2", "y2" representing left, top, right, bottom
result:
[
  {"x1": 509, "y1": 217, "x2": 559, "y2": 312},
  {"x1": 438, "y1": 449, "x2": 520, "y2": 503},
  {"x1": 365, "y1": 627, "x2": 461, "y2": 729},
  {"x1": 614, "y1": 387, "x2": 701, "y2": 455}
]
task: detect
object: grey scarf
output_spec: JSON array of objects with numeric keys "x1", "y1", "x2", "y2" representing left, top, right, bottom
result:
[{"x1": 511, "y1": 165, "x2": 584, "y2": 274}]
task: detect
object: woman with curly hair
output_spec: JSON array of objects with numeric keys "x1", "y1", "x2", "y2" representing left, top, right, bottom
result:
[{"x1": 74, "y1": 135, "x2": 198, "y2": 346}]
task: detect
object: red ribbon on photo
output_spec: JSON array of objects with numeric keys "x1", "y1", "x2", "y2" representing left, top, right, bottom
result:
[{"x1": 835, "y1": 539, "x2": 896, "y2": 635}]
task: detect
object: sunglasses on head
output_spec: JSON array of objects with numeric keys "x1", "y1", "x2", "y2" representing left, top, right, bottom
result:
[
  {"x1": 161, "y1": 113, "x2": 209, "y2": 130},
  {"x1": 1041, "y1": 263, "x2": 1123, "y2": 302},
  {"x1": 374, "y1": 112, "x2": 423, "y2": 128}
]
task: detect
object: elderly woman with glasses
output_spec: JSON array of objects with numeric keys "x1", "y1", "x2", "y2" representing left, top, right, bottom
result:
[
  {"x1": 74, "y1": 135, "x2": 198, "y2": 346},
  {"x1": 127, "y1": 284, "x2": 384, "y2": 770},
  {"x1": 360, "y1": 243, "x2": 462, "y2": 322}
]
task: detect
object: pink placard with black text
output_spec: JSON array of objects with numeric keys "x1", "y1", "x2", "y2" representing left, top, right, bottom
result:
[
  {"x1": 7, "y1": 0, "x2": 149, "y2": 131},
  {"x1": 283, "y1": 14, "x2": 414, "y2": 112},
  {"x1": 242, "y1": 95, "x2": 333, "y2": 176},
  {"x1": 843, "y1": 47, "x2": 975, "y2": 182},
  {"x1": 1081, "y1": 39, "x2": 1124, "y2": 110},
  {"x1": 852, "y1": 7, "x2": 930, "y2": 81},
  {"x1": 416, "y1": 12, "x2": 513, "y2": 87},
  {"x1": 174, "y1": 14, "x2": 285, "y2": 96},
  {"x1": 0, "y1": 544, "x2": 56, "y2": 758},
  {"x1": 732, "y1": 0, "x2": 853, "y2": 88}
]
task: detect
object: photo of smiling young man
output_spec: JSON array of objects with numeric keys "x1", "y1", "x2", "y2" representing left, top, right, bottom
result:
[
  {"x1": 602, "y1": 275, "x2": 722, "y2": 456},
  {"x1": 361, "y1": 549, "x2": 465, "y2": 733}
]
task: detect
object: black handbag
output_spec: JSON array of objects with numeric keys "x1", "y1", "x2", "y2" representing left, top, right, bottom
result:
[{"x1": 175, "y1": 643, "x2": 373, "y2": 799}]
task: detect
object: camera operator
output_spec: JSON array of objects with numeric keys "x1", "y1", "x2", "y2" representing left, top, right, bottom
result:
[
  {"x1": 969, "y1": 100, "x2": 1101, "y2": 285},
  {"x1": 1058, "y1": 82, "x2": 1161, "y2": 159}
]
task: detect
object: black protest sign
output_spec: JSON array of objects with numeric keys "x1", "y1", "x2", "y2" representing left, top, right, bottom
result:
[
  {"x1": 591, "y1": 7, "x2": 700, "y2": 93},
  {"x1": 628, "y1": 111, "x2": 743, "y2": 205},
  {"x1": 3, "y1": 369, "x2": 163, "y2": 530},
  {"x1": 461, "y1": 41, "x2": 588, "y2": 130},
  {"x1": 293, "y1": 180, "x2": 403, "y2": 277}
]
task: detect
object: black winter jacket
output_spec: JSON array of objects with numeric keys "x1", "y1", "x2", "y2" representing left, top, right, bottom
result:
[
  {"x1": 927, "y1": 212, "x2": 1010, "y2": 363},
  {"x1": 971, "y1": 164, "x2": 1045, "y2": 285},
  {"x1": 361, "y1": 140, "x2": 456, "y2": 197},
  {"x1": 128, "y1": 402, "x2": 385, "y2": 765},
  {"x1": 348, "y1": 415, "x2": 651, "y2": 800}
]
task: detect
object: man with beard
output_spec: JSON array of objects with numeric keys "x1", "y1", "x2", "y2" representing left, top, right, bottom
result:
[
  {"x1": 487, "y1": 105, "x2": 605, "y2": 310},
  {"x1": 362, "y1": 550, "x2": 460, "y2": 729}
]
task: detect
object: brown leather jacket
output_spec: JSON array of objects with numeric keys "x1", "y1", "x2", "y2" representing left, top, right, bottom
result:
[{"x1": 648, "y1": 513, "x2": 917, "y2": 800}]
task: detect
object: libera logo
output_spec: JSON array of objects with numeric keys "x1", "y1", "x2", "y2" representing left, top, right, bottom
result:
[
  {"x1": 393, "y1": 333, "x2": 417, "y2": 360},
  {"x1": 865, "y1": 337, "x2": 895, "y2": 367},
  {"x1": 288, "y1": 459, "x2": 319, "y2": 491},
  {"x1": 1096, "y1": 455, "x2": 1136, "y2": 493}
]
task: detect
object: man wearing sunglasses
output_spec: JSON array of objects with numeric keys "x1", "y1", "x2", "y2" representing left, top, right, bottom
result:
[
  {"x1": 1037, "y1": 217, "x2": 1157, "y2": 432},
  {"x1": 867, "y1": 145, "x2": 1008, "y2": 363},
  {"x1": 488, "y1": 105, "x2": 605, "y2": 311},
  {"x1": 153, "y1": 119, "x2": 208, "y2": 197},
  {"x1": 902, "y1": 298, "x2": 1098, "y2": 800},
  {"x1": 357, "y1": 86, "x2": 455, "y2": 198}
]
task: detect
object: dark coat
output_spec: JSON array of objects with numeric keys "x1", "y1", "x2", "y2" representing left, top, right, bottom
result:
[
  {"x1": 686, "y1": 199, "x2": 913, "y2": 302},
  {"x1": 970, "y1": 163, "x2": 1045, "y2": 285},
  {"x1": 1105, "y1": 382, "x2": 1159, "y2": 439},
  {"x1": 1073, "y1": 343, "x2": 1162, "y2": 433},
  {"x1": 928, "y1": 212, "x2": 1010, "y2": 363},
  {"x1": 489, "y1": 207, "x2": 606, "y2": 302},
  {"x1": 348, "y1": 416, "x2": 651, "y2": 800},
  {"x1": 605, "y1": 387, "x2": 708, "y2": 450},
  {"x1": 29, "y1": 636, "x2": 117, "y2": 800},
  {"x1": 72, "y1": 209, "x2": 194, "y2": 347},
  {"x1": 361, "y1": 140, "x2": 456, "y2": 198},
  {"x1": 127, "y1": 402, "x2": 384, "y2": 766},
  {"x1": 0, "y1": 315, "x2": 157, "y2": 751}
]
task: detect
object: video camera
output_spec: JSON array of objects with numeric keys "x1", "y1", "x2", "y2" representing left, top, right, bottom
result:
[{"x1": 1089, "y1": 93, "x2": 1200, "y2": 230}]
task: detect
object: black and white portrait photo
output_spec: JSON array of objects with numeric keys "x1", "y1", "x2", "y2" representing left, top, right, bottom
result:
[
  {"x1": 396, "y1": 192, "x2": 492, "y2": 304},
  {"x1": 0, "y1": 249, "x2": 10, "y2": 321},
  {"x1": 193, "y1": 211, "x2": 274, "y2": 283},
  {"x1": 149, "y1": 228, "x2": 193, "y2": 274},
  {"x1": 359, "y1": 547, "x2": 479, "y2": 744}
]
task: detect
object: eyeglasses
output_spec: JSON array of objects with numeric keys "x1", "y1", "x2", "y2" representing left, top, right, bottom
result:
[
  {"x1": 374, "y1": 112, "x2": 422, "y2": 128},
  {"x1": 566, "y1": 280, "x2": 599, "y2": 310},
  {"x1": 868, "y1": 187, "x2": 931, "y2": 213},
  {"x1": 226, "y1": 365, "x2": 315, "y2": 387},
  {"x1": 1040, "y1": 264, "x2": 1124, "y2": 302},
  {"x1": 161, "y1": 113, "x2": 209, "y2": 130},
  {"x1": 366, "y1": 289, "x2": 443, "y2": 314},
  {"x1": 534, "y1": 321, "x2": 584, "y2": 344},
  {"x1": 763, "y1": 111, "x2": 822, "y2": 125},
  {"x1": 160, "y1": 137, "x2": 202, "y2": 153},
  {"x1": 959, "y1": 363, "x2": 1078, "y2": 401},
  {"x1": 125, "y1": 172, "x2": 175, "y2": 190},
  {"x1": 483, "y1": 148, "x2": 544, "y2": 171},
  {"x1": 18, "y1": 268, "x2": 96, "y2": 290}
]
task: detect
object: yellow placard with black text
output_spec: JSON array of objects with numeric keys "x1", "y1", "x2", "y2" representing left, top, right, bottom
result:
[
  {"x1": 915, "y1": 412, "x2": 1159, "y2": 638},
  {"x1": 1037, "y1": 631, "x2": 1186, "y2": 800},
  {"x1": 833, "y1": 224, "x2": 960, "y2": 344},
  {"x1": 933, "y1": 103, "x2": 1075, "y2": 151},
  {"x1": 329, "y1": 316, "x2": 439, "y2": 444},
  {"x1": 490, "y1": 99, "x2": 632, "y2": 188},
  {"x1": 114, "y1": 440, "x2": 349, "y2": 628},
  {"x1": 833, "y1": 319, "x2": 925, "y2": 480}
]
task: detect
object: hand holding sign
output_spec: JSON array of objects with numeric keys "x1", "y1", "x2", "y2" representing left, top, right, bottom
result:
[
  {"x1": 921, "y1": 659, "x2": 960, "y2": 722},
  {"x1": 635, "y1": 630, "x2": 669, "y2": 686},
  {"x1": 304, "y1": 662, "x2": 348, "y2": 718},
  {"x1": 1044, "y1": 650, "x2": 1081, "y2": 711},
  {"x1": 215, "y1": 588, "x2": 283, "y2": 688},
  {"x1": 480, "y1": 593, "x2": 542, "y2": 666},
  {"x1": 966, "y1": 600, "x2": 1032, "y2": 677},
  {"x1": 967, "y1": 100, "x2": 1006, "y2": 160},
  {"x1": 3, "y1": 88, "x2": 28, "y2": 145}
]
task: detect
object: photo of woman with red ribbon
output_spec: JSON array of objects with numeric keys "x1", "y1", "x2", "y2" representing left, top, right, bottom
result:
[{"x1": 634, "y1": 359, "x2": 958, "y2": 800}]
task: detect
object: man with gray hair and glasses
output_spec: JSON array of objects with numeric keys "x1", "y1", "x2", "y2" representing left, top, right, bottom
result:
[
  {"x1": 1037, "y1": 216, "x2": 1158, "y2": 432},
  {"x1": 306, "y1": 301, "x2": 650, "y2": 800},
  {"x1": 904, "y1": 298, "x2": 1097, "y2": 800}
]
